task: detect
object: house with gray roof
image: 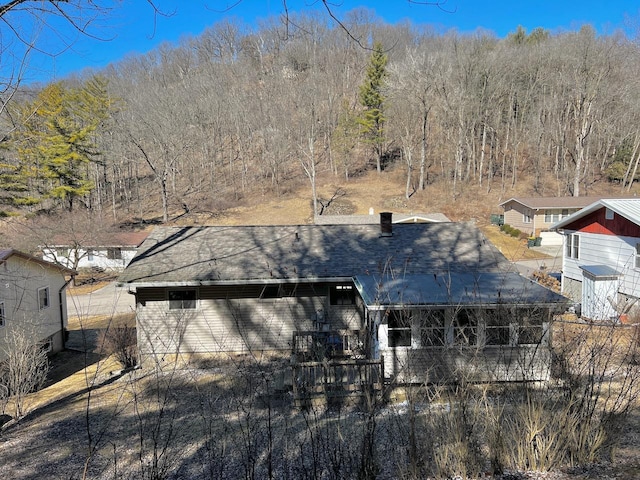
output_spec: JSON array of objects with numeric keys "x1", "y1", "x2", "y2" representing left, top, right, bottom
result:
[
  {"x1": 119, "y1": 213, "x2": 567, "y2": 384},
  {"x1": 500, "y1": 196, "x2": 603, "y2": 238},
  {"x1": 552, "y1": 198, "x2": 640, "y2": 322}
]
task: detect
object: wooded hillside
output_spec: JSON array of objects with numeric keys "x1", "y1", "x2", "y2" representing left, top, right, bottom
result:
[{"x1": 1, "y1": 10, "x2": 638, "y2": 234}]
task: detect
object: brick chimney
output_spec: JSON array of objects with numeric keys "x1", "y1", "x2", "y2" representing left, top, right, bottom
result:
[{"x1": 380, "y1": 212, "x2": 393, "y2": 237}]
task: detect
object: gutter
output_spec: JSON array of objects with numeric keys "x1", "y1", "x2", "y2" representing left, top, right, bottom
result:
[
  {"x1": 58, "y1": 274, "x2": 75, "y2": 349},
  {"x1": 117, "y1": 276, "x2": 356, "y2": 289}
]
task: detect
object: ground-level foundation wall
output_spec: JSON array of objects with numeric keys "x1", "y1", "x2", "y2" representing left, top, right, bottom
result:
[{"x1": 381, "y1": 345, "x2": 551, "y2": 383}]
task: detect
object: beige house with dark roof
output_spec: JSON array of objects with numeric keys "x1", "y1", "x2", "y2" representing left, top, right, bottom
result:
[
  {"x1": 0, "y1": 250, "x2": 75, "y2": 363},
  {"x1": 499, "y1": 197, "x2": 603, "y2": 236},
  {"x1": 119, "y1": 214, "x2": 567, "y2": 385}
]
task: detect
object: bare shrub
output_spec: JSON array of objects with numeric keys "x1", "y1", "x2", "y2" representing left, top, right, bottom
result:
[
  {"x1": 0, "y1": 327, "x2": 49, "y2": 418},
  {"x1": 99, "y1": 322, "x2": 137, "y2": 369}
]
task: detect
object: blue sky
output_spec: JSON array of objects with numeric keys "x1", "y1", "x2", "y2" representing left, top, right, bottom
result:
[{"x1": 20, "y1": 0, "x2": 640, "y2": 83}]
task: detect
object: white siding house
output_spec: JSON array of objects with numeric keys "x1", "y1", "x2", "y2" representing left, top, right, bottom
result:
[
  {"x1": 0, "y1": 250, "x2": 75, "y2": 363},
  {"x1": 552, "y1": 199, "x2": 640, "y2": 321},
  {"x1": 42, "y1": 231, "x2": 148, "y2": 272}
]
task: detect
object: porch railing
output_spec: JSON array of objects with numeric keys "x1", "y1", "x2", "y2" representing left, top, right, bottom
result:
[
  {"x1": 292, "y1": 358, "x2": 384, "y2": 407},
  {"x1": 292, "y1": 329, "x2": 366, "y2": 362}
]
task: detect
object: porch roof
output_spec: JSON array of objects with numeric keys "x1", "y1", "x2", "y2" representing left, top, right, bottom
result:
[{"x1": 354, "y1": 272, "x2": 567, "y2": 309}]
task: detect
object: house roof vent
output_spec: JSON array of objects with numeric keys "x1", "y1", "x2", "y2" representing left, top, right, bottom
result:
[{"x1": 380, "y1": 212, "x2": 393, "y2": 237}]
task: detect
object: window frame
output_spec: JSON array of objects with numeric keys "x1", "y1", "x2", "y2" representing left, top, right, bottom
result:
[
  {"x1": 387, "y1": 310, "x2": 412, "y2": 347},
  {"x1": 635, "y1": 243, "x2": 640, "y2": 269},
  {"x1": 168, "y1": 289, "x2": 198, "y2": 310},
  {"x1": 523, "y1": 210, "x2": 532, "y2": 224},
  {"x1": 419, "y1": 310, "x2": 446, "y2": 347},
  {"x1": 38, "y1": 287, "x2": 50, "y2": 310},
  {"x1": 330, "y1": 284, "x2": 356, "y2": 305},
  {"x1": 605, "y1": 208, "x2": 614, "y2": 220},
  {"x1": 452, "y1": 309, "x2": 478, "y2": 347},
  {"x1": 566, "y1": 233, "x2": 579, "y2": 259},
  {"x1": 107, "y1": 247, "x2": 123, "y2": 260}
]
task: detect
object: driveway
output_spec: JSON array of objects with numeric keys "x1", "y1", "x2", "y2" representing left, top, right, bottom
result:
[
  {"x1": 67, "y1": 282, "x2": 135, "y2": 318},
  {"x1": 513, "y1": 244, "x2": 563, "y2": 277}
]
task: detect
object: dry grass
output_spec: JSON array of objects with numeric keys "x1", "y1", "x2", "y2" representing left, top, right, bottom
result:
[
  {"x1": 172, "y1": 169, "x2": 514, "y2": 227},
  {"x1": 67, "y1": 312, "x2": 135, "y2": 331},
  {"x1": 480, "y1": 224, "x2": 551, "y2": 261}
]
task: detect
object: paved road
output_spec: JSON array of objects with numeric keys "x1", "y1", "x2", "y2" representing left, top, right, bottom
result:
[{"x1": 67, "y1": 282, "x2": 135, "y2": 318}]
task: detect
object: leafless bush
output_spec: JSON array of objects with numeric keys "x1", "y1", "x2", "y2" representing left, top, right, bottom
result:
[
  {"x1": 0, "y1": 326, "x2": 49, "y2": 418},
  {"x1": 98, "y1": 322, "x2": 137, "y2": 369}
]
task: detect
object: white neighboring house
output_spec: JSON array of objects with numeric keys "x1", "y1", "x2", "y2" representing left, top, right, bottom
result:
[
  {"x1": 552, "y1": 198, "x2": 640, "y2": 322},
  {"x1": 42, "y1": 231, "x2": 148, "y2": 272},
  {"x1": 0, "y1": 249, "x2": 76, "y2": 363}
]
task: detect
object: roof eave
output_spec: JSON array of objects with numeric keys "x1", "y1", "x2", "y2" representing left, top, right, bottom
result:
[{"x1": 117, "y1": 276, "x2": 355, "y2": 289}]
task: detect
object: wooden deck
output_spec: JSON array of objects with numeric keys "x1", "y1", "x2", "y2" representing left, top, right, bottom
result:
[{"x1": 292, "y1": 358, "x2": 384, "y2": 407}]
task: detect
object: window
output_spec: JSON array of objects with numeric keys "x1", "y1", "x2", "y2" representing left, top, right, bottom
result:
[
  {"x1": 566, "y1": 234, "x2": 579, "y2": 259},
  {"x1": 635, "y1": 243, "x2": 640, "y2": 269},
  {"x1": 523, "y1": 210, "x2": 532, "y2": 223},
  {"x1": 517, "y1": 310, "x2": 545, "y2": 345},
  {"x1": 168, "y1": 289, "x2": 197, "y2": 309},
  {"x1": 107, "y1": 248, "x2": 122, "y2": 260},
  {"x1": 420, "y1": 310, "x2": 445, "y2": 347},
  {"x1": 38, "y1": 287, "x2": 50, "y2": 310},
  {"x1": 330, "y1": 284, "x2": 355, "y2": 305},
  {"x1": 0, "y1": 301, "x2": 4, "y2": 327},
  {"x1": 544, "y1": 210, "x2": 560, "y2": 223},
  {"x1": 605, "y1": 208, "x2": 614, "y2": 220},
  {"x1": 387, "y1": 310, "x2": 412, "y2": 347},
  {"x1": 261, "y1": 285, "x2": 280, "y2": 298},
  {"x1": 485, "y1": 310, "x2": 510, "y2": 346},
  {"x1": 87, "y1": 249, "x2": 94, "y2": 261},
  {"x1": 452, "y1": 310, "x2": 478, "y2": 346},
  {"x1": 545, "y1": 209, "x2": 571, "y2": 223}
]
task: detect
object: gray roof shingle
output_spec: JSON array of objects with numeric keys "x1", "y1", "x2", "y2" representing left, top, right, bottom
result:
[{"x1": 118, "y1": 222, "x2": 511, "y2": 286}]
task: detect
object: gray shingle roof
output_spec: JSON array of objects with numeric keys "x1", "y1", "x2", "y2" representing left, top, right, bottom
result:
[
  {"x1": 356, "y1": 272, "x2": 567, "y2": 308},
  {"x1": 118, "y1": 222, "x2": 511, "y2": 286}
]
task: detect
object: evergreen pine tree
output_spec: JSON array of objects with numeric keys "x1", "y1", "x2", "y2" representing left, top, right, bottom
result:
[
  {"x1": 358, "y1": 42, "x2": 388, "y2": 173},
  {"x1": 5, "y1": 76, "x2": 113, "y2": 212}
]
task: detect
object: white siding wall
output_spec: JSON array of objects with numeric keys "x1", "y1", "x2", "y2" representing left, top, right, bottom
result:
[
  {"x1": 382, "y1": 346, "x2": 551, "y2": 383},
  {"x1": 562, "y1": 231, "x2": 640, "y2": 301},
  {"x1": 0, "y1": 256, "x2": 69, "y2": 363},
  {"x1": 43, "y1": 247, "x2": 137, "y2": 271}
]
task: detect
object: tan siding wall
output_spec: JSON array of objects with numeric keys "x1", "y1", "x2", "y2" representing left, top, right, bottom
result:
[
  {"x1": 136, "y1": 285, "x2": 364, "y2": 356},
  {"x1": 503, "y1": 204, "x2": 533, "y2": 234}
]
